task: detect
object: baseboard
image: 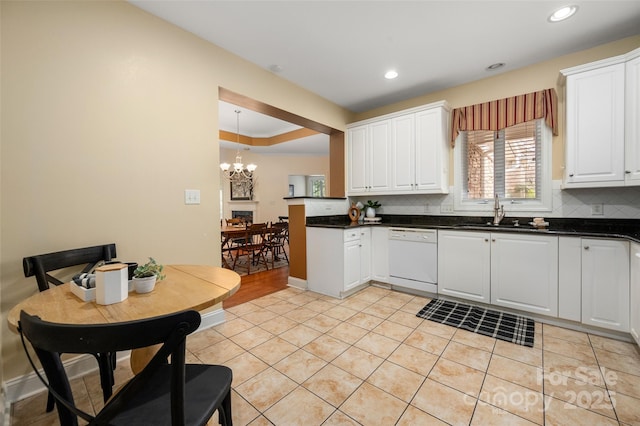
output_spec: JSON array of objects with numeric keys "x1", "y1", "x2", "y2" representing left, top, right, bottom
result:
[
  {"x1": 3, "y1": 307, "x2": 227, "y2": 406},
  {"x1": 287, "y1": 276, "x2": 307, "y2": 290},
  {"x1": 2, "y1": 388, "x2": 9, "y2": 426},
  {"x1": 198, "y1": 307, "x2": 226, "y2": 330},
  {"x1": 3, "y1": 351, "x2": 131, "y2": 405}
]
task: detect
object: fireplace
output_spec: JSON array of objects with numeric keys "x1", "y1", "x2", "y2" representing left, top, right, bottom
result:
[{"x1": 232, "y1": 210, "x2": 253, "y2": 224}]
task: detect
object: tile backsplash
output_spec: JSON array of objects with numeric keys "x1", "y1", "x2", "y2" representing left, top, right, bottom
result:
[{"x1": 351, "y1": 180, "x2": 640, "y2": 219}]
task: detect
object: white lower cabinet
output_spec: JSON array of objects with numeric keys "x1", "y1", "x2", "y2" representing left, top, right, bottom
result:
[
  {"x1": 438, "y1": 230, "x2": 558, "y2": 316},
  {"x1": 558, "y1": 237, "x2": 582, "y2": 322},
  {"x1": 582, "y1": 238, "x2": 630, "y2": 332},
  {"x1": 490, "y1": 233, "x2": 559, "y2": 317},
  {"x1": 344, "y1": 228, "x2": 371, "y2": 292},
  {"x1": 307, "y1": 227, "x2": 371, "y2": 299},
  {"x1": 631, "y1": 243, "x2": 640, "y2": 345},
  {"x1": 371, "y1": 227, "x2": 389, "y2": 283},
  {"x1": 438, "y1": 230, "x2": 491, "y2": 303}
]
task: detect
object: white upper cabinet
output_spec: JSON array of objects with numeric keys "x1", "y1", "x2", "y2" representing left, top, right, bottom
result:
[
  {"x1": 625, "y1": 52, "x2": 640, "y2": 184},
  {"x1": 347, "y1": 101, "x2": 450, "y2": 195},
  {"x1": 347, "y1": 121, "x2": 392, "y2": 194},
  {"x1": 415, "y1": 107, "x2": 449, "y2": 192},
  {"x1": 391, "y1": 114, "x2": 416, "y2": 192},
  {"x1": 562, "y1": 47, "x2": 640, "y2": 188}
]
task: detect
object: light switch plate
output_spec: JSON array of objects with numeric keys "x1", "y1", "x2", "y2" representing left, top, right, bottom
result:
[
  {"x1": 185, "y1": 189, "x2": 200, "y2": 205},
  {"x1": 440, "y1": 204, "x2": 454, "y2": 213}
]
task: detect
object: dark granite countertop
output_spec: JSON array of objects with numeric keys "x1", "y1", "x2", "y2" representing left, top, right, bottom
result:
[{"x1": 306, "y1": 214, "x2": 640, "y2": 243}]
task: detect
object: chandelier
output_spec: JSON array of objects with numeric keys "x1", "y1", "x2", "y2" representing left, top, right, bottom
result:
[{"x1": 220, "y1": 110, "x2": 257, "y2": 181}]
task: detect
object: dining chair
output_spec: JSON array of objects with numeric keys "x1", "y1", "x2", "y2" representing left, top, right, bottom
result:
[
  {"x1": 22, "y1": 243, "x2": 118, "y2": 412},
  {"x1": 224, "y1": 218, "x2": 248, "y2": 253},
  {"x1": 18, "y1": 309, "x2": 233, "y2": 426},
  {"x1": 232, "y1": 224, "x2": 269, "y2": 274},
  {"x1": 265, "y1": 222, "x2": 289, "y2": 268}
]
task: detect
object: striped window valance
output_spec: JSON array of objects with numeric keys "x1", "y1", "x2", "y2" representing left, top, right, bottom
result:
[{"x1": 451, "y1": 88, "x2": 558, "y2": 147}]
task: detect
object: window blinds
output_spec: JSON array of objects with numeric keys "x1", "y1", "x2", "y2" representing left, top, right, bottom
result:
[{"x1": 463, "y1": 120, "x2": 541, "y2": 201}]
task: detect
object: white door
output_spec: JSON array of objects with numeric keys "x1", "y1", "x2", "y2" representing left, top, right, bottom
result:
[
  {"x1": 359, "y1": 228, "x2": 371, "y2": 284},
  {"x1": 347, "y1": 125, "x2": 368, "y2": 194},
  {"x1": 369, "y1": 120, "x2": 392, "y2": 193},
  {"x1": 491, "y1": 233, "x2": 558, "y2": 316},
  {"x1": 371, "y1": 227, "x2": 389, "y2": 283},
  {"x1": 630, "y1": 243, "x2": 640, "y2": 345},
  {"x1": 391, "y1": 114, "x2": 416, "y2": 191},
  {"x1": 438, "y1": 230, "x2": 491, "y2": 303},
  {"x1": 625, "y1": 53, "x2": 640, "y2": 185},
  {"x1": 565, "y1": 63, "x2": 625, "y2": 185},
  {"x1": 344, "y1": 239, "x2": 361, "y2": 291},
  {"x1": 582, "y1": 238, "x2": 630, "y2": 332},
  {"x1": 415, "y1": 108, "x2": 443, "y2": 191}
]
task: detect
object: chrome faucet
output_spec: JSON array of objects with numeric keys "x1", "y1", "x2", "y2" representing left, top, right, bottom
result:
[{"x1": 493, "y1": 193, "x2": 505, "y2": 225}]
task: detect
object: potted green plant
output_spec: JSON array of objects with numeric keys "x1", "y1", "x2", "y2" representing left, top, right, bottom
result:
[
  {"x1": 365, "y1": 200, "x2": 381, "y2": 218},
  {"x1": 132, "y1": 257, "x2": 165, "y2": 293}
]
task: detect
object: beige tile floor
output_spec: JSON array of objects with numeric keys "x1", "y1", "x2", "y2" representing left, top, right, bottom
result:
[{"x1": 11, "y1": 286, "x2": 640, "y2": 425}]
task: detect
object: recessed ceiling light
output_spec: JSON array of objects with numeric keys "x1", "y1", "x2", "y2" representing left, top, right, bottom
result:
[
  {"x1": 384, "y1": 70, "x2": 398, "y2": 79},
  {"x1": 548, "y1": 5, "x2": 578, "y2": 22},
  {"x1": 486, "y1": 63, "x2": 505, "y2": 71}
]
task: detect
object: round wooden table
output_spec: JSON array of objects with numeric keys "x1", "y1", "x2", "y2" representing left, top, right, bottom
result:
[
  {"x1": 8, "y1": 265, "x2": 241, "y2": 332},
  {"x1": 8, "y1": 265, "x2": 241, "y2": 424}
]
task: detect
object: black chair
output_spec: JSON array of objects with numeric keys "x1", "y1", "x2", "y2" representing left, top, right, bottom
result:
[
  {"x1": 18, "y1": 309, "x2": 233, "y2": 426},
  {"x1": 23, "y1": 243, "x2": 117, "y2": 292},
  {"x1": 22, "y1": 244, "x2": 117, "y2": 411}
]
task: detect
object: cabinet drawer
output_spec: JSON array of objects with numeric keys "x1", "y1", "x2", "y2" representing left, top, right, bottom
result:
[{"x1": 344, "y1": 229, "x2": 360, "y2": 242}]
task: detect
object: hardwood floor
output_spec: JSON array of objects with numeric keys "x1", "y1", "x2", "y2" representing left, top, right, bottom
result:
[{"x1": 223, "y1": 265, "x2": 289, "y2": 309}]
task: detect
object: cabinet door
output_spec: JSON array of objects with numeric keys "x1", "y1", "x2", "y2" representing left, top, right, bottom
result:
[
  {"x1": 307, "y1": 227, "x2": 344, "y2": 298},
  {"x1": 391, "y1": 114, "x2": 416, "y2": 191},
  {"x1": 415, "y1": 107, "x2": 447, "y2": 192},
  {"x1": 359, "y1": 228, "x2": 371, "y2": 284},
  {"x1": 438, "y1": 230, "x2": 491, "y2": 303},
  {"x1": 631, "y1": 243, "x2": 640, "y2": 345},
  {"x1": 558, "y1": 237, "x2": 582, "y2": 322},
  {"x1": 625, "y1": 53, "x2": 640, "y2": 185},
  {"x1": 344, "y1": 239, "x2": 361, "y2": 291},
  {"x1": 371, "y1": 227, "x2": 388, "y2": 283},
  {"x1": 582, "y1": 238, "x2": 629, "y2": 332},
  {"x1": 369, "y1": 120, "x2": 392, "y2": 193},
  {"x1": 491, "y1": 233, "x2": 558, "y2": 316},
  {"x1": 565, "y1": 63, "x2": 625, "y2": 185},
  {"x1": 347, "y1": 125, "x2": 368, "y2": 194}
]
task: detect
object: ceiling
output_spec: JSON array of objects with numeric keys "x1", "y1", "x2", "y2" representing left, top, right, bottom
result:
[
  {"x1": 218, "y1": 100, "x2": 329, "y2": 156},
  {"x1": 130, "y1": 1, "x2": 640, "y2": 155}
]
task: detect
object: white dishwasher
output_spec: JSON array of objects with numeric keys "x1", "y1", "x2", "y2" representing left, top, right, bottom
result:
[{"x1": 388, "y1": 228, "x2": 437, "y2": 293}]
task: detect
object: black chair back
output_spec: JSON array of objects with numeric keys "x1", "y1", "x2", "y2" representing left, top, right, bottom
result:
[
  {"x1": 23, "y1": 244, "x2": 117, "y2": 292},
  {"x1": 19, "y1": 309, "x2": 232, "y2": 426}
]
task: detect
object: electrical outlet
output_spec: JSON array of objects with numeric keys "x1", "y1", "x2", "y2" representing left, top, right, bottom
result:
[
  {"x1": 440, "y1": 204, "x2": 454, "y2": 213},
  {"x1": 184, "y1": 189, "x2": 200, "y2": 205},
  {"x1": 591, "y1": 203, "x2": 604, "y2": 215},
  {"x1": 424, "y1": 203, "x2": 431, "y2": 213}
]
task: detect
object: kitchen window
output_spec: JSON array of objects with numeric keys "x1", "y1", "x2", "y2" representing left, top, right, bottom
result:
[{"x1": 454, "y1": 119, "x2": 552, "y2": 212}]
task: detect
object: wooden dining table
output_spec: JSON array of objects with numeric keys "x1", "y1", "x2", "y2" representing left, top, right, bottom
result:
[
  {"x1": 7, "y1": 264, "x2": 241, "y2": 332},
  {"x1": 7, "y1": 264, "x2": 241, "y2": 424}
]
